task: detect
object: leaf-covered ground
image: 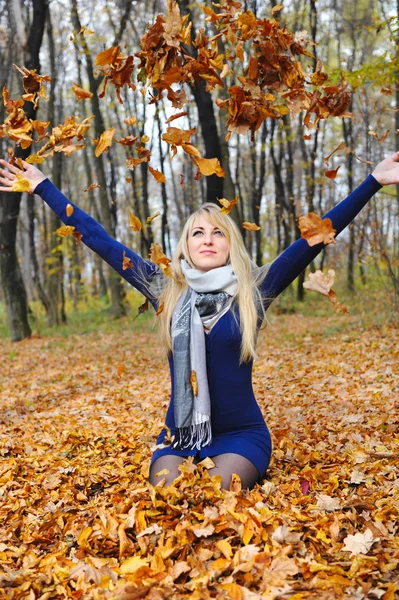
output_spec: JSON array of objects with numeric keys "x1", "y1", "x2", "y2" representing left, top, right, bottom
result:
[{"x1": 0, "y1": 314, "x2": 398, "y2": 600}]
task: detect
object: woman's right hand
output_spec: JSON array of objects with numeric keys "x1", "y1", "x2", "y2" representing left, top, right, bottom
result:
[{"x1": 0, "y1": 159, "x2": 47, "y2": 194}]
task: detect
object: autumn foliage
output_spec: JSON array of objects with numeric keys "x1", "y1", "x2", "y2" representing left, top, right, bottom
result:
[{"x1": 0, "y1": 315, "x2": 398, "y2": 598}]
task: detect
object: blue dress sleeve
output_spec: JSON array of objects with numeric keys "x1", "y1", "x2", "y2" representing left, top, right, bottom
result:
[
  {"x1": 261, "y1": 174, "x2": 382, "y2": 304},
  {"x1": 35, "y1": 178, "x2": 164, "y2": 308}
]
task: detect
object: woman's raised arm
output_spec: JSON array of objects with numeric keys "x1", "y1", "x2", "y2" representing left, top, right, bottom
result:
[
  {"x1": 260, "y1": 151, "x2": 399, "y2": 305},
  {"x1": 0, "y1": 159, "x2": 163, "y2": 308}
]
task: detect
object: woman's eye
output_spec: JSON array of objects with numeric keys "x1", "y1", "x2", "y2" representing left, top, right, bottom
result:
[
  {"x1": 193, "y1": 230, "x2": 203, "y2": 236},
  {"x1": 214, "y1": 230, "x2": 224, "y2": 236}
]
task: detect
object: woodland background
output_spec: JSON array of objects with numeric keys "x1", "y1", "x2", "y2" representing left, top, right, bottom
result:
[{"x1": 0, "y1": 0, "x2": 398, "y2": 339}]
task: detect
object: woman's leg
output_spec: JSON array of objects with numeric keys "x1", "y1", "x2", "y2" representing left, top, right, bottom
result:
[
  {"x1": 149, "y1": 455, "x2": 186, "y2": 486},
  {"x1": 208, "y1": 453, "x2": 260, "y2": 490}
]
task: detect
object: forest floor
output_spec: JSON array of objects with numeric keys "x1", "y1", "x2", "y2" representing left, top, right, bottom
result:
[{"x1": 0, "y1": 304, "x2": 398, "y2": 599}]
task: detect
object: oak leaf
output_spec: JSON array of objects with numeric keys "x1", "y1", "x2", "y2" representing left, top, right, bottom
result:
[{"x1": 298, "y1": 212, "x2": 336, "y2": 245}]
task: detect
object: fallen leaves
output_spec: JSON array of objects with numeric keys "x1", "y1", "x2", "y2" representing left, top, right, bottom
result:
[{"x1": 0, "y1": 313, "x2": 398, "y2": 598}]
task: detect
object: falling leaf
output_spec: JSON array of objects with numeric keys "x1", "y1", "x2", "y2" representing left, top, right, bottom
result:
[
  {"x1": 122, "y1": 251, "x2": 134, "y2": 270},
  {"x1": 303, "y1": 269, "x2": 335, "y2": 296},
  {"x1": 72, "y1": 231, "x2": 82, "y2": 244},
  {"x1": 323, "y1": 142, "x2": 348, "y2": 165},
  {"x1": 298, "y1": 212, "x2": 336, "y2": 246},
  {"x1": 124, "y1": 116, "x2": 137, "y2": 126},
  {"x1": 379, "y1": 129, "x2": 390, "y2": 144},
  {"x1": 84, "y1": 182, "x2": 100, "y2": 192},
  {"x1": 71, "y1": 83, "x2": 93, "y2": 100},
  {"x1": 156, "y1": 302, "x2": 164, "y2": 316},
  {"x1": 79, "y1": 26, "x2": 95, "y2": 36},
  {"x1": 146, "y1": 211, "x2": 161, "y2": 223},
  {"x1": 218, "y1": 196, "x2": 238, "y2": 214},
  {"x1": 165, "y1": 111, "x2": 188, "y2": 124},
  {"x1": 271, "y1": 4, "x2": 284, "y2": 15},
  {"x1": 196, "y1": 157, "x2": 225, "y2": 178},
  {"x1": 179, "y1": 174, "x2": 186, "y2": 189},
  {"x1": 94, "y1": 128, "x2": 115, "y2": 157},
  {"x1": 56, "y1": 225, "x2": 75, "y2": 237},
  {"x1": 242, "y1": 222, "x2": 261, "y2": 231},
  {"x1": 149, "y1": 242, "x2": 173, "y2": 277},
  {"x1": 325, "y1": 166, "x2": 341, "y2": 179},
  {"x1": 342, "y1": 528, "x2": 377, "y2": 556},
  {"x1": 129, "y1": 212, "x2": 142, "y2": 232},
  {"x1": 66, "y1": 204, "x2": 74, "y2": 217},
  {"x1": 148, "y1": 167, "x2": 166, "y2": 183}
]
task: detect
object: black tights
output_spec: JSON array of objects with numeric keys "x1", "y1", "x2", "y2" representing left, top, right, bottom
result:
[{"x1": 149, "y1": 453, "x2": 260, "y2": 490}]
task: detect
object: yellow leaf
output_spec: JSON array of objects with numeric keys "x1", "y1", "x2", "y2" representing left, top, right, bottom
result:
[
  {"x1": 149, "y1": 167, "x2": 166, "y2": 183},
  {"x1": 216, "y1": 539, "x2": 233, "y2": 559},
  {"x1": 242, "y1": 222, "x2": 260, "y2": 231},
  {"x1": 271, "y1": 4, "x2": 284, "y2": 15},
  {"x1": 129, "y1": 212, "x2": 142, "y2": 232},
  {"x1": 120, "y1": 556, "x2": 149, "y2": 574},
  {"x1": 94, "y1": 127, "x2": 115, "y2": 157},
  {"x1": 11, "y1": 173, "x2": 31, "y2": 193},
  {"x1": 196, "y1": 157, "x2": 225, "y2": 178},
  {"x1": 66, "y1": 204, "x2": 74, "y2": 217},
  {"x1": 77, "y1": 526, "x2": 93, "y2": 549},
  {"x1": 124, "y1": 116, "x2": 137, "y2": 126},
  {"x1": 218, "y1": 196, "x2": 238, "y2": 214},
  {"x1": 190, "y1": 370, "x2": 198, "y2": 396},
  {"x1": 56, "y1": 225, "x2": 75, "y2": 237}
]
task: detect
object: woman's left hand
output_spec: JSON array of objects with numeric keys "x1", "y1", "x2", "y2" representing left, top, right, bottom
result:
[{"x1": 372, "y1": 151, "x2": 399, "y2": 186}]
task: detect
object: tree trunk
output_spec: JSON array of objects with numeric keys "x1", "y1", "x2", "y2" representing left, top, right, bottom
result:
[
  {"x1": 70, "y1": 0, "x2": 125, "y2": 317},
  {"x1": 0, "y1": 0, "x2": 47, "y2": 340}
]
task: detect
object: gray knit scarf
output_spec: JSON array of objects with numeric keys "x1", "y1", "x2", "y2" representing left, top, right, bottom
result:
[{"x1": 171, "y1": 260, "x2": 238, "y2": 450}]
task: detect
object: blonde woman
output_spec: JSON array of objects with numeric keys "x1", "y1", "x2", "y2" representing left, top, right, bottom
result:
[{"x1": 1, "y1": 154, "x2": 398, "y2": 490}]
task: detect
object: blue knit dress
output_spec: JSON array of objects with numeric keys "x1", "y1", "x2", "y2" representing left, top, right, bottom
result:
[{"x1": 35, "y1": 174, "x2": 382, "y2": 478}]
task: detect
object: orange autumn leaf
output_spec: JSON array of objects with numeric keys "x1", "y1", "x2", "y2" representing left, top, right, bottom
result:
[
  {"x1": 56, "y1": 225, "x2": 75, "y2": 237},
  {"x1": 149, "y1": 242, "x2": 173, "y2": 277},
  {"x1": 218, "y1": 196, "x2": 238, "y2": 215},
  {"x1": 94, "y1": 128, "x2": 115, "y2": 157},
  {"x1": 72, "y1": 231, "x2": 82, "y2": 244},
  {"x1": 117, "y1": 362, "x2": 125, "y2": 377},
  {"x1": 129, "y1": 212, "x2": 142, "y2": 232},
  {"x1": 25, "y1": 154, "x2": 45, "y2": 165},
  {"x1": 149, "y1": 167, "x2": 166, "y2": 183},
  {"x1": 124, "y1": 115, "x2": 137, "y2": 126},
  {"x1": 323, "y1": 142, "x2": 347, "y2": 165},
  {"x1": 325, "y1": 166, "x2": 341, "y2": 179},
  {"x1": 147, "y1": 211, "x2": 161, "y2": 223},
  {"x1": 84, "y1": 182, "x2": 100, "y2": 192},
  {"x1": 196, "y1": 157, "x2": 225, "y2": 178},
  {"x1": 71, "y1": 83, "x2": 93, "y2": 100},
  {"x1": 156, "y1": 302, "x2": 164, "y2": 316},
  {"x1": 66, "y1": 204, "x2": 74, "y2": 217},
  {"x1": 122, "y1": 251, "x2": 134, "y2": 270},
  {"x1": 242, "y1": 221, "x2": 261, "y2": 231},
  {"x1": 165, "y1": 111, "x2": 188, "y2": 124},
  {"x1": 162, "y1": 126, "x2": 196, "y2": 146},
  {"x1": 298, "y1": 212, "x2": 336, "y2": 246},
  {"x1": 190, "y1": 370, "x2": 198, "y2": 396}
]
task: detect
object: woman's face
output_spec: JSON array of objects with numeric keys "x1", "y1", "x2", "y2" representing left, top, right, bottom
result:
[{"x1": 187, "y1": 215, "x2": 230, "y2": 272}]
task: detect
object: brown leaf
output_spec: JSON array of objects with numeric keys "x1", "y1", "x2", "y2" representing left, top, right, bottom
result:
[
  {"x1": 84, "y1": 182, "x2": 100, "y2": 192},
  {"x1": 71, "y1": 83, "x2": 93, "y2": 100},
  {"x1": 298, "y1": 212, "x2": 336, "y2": 245},
  {"x1": 147, "y1": 211, "x2": 161, "y2": 223},
  {"x1": 325, "y1": 166, "x2": 341, "y2": 179},
  {"x1": 122, "y1": 251, "x2": 134, "y2": 270}
]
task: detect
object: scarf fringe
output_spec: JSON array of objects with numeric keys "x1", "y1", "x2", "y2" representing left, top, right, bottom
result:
[{"x1": 172, "y1": 420, "x2": 212, "y2": 451}]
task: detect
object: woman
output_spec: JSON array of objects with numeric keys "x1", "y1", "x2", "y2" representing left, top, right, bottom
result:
[{"x1": 0, "y1": 154, "x2": 398, "y2": 489}]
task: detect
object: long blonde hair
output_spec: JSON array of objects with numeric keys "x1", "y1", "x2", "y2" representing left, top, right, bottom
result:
[{"x1": 157, "y1": 203, "x2": 268, "y2": 363}]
